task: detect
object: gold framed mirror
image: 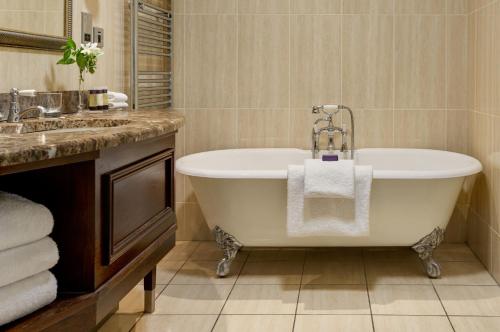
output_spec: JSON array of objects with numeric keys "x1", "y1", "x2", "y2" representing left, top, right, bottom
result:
[{"x1": 0, "y1": 0, "x2": 72, "y2": 51}]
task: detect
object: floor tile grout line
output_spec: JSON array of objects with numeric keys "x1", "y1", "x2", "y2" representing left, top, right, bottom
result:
[
  {"x1": 362, "y1": 249, "x2": 376, "y2": 332},
  {"x1": 131, "y1": 313, "x2": 500, "y2": 317},
  {"x1": 127, "y1": 242, "x2": 202, "y2": 332},
  {"x1": 431, "y1": 280, "x2": 456, "y2": 332},
  {"x1": 291, "y1": 251, "x2": 307, "y2": 332},
  {"x1": 210, "y1": 251, "x2": 250, "y2": 332}
]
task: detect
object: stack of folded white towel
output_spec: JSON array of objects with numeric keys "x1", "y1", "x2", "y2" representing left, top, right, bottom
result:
[
  {"x1": 0, "y1": 192, "x2": 59, "y2": 326},
  {"x1": 287, "y1": 158, "x2": 373, "y2": 237},
  {"x1": 108, "y1": 91, "x2": 129, "y2": 110}
]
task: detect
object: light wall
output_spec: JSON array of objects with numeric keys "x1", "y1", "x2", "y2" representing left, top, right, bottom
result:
[
  {"x1": 0, "y1": 0, "x2": 130, "y2": 94},
  {"x1": 172, "y1": 0, "x2": 470, "y2": 241},
  {"x1": 466, "y1": 0, "x2": 500, "y2": 283}
]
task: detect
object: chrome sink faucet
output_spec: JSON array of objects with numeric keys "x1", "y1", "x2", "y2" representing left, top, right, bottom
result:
[
  {"x1": 7, "y1": 88, "x2": 43, "y2": 123},
  {"x1": 311, "y1": 104, "x2": 355, "y2": 159}
]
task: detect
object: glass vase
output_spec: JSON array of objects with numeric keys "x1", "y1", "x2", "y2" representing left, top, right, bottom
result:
[{"x1": 78, "y1": 76, "x2": 86, "y2": 112}]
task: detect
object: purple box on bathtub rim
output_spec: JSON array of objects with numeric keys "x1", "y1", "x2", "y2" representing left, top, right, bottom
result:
[{"x1": 322, "y1": 154, "x2": 339, "y2": 161}]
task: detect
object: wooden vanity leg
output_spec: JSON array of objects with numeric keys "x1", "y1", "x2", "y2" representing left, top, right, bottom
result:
[{"x1": 144, "y1": 267, "x2": 156, "y2": 313}]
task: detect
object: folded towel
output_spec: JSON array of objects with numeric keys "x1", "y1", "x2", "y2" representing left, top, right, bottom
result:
[
  {"x1": 0, "y1": 271, "x2": 57, "y2": 326},
  {"x1": 287, "y1": 165, "x2": 373, "y2": 237},
  {"x1": 304, "y1": 159, "x2": 355, "y2": 199},
  {"x1": 109, "y1": 101, "x2": 129, "y2": 109},
  {"x1": 0, "y1": 237, "x2": 59, "y2": 288},
  {"x1": 0, "y1": 192, "x2": 54, "y2": 251},
  {"x1": 108, "y1": 91, "x2": 128, "y2": 102}
]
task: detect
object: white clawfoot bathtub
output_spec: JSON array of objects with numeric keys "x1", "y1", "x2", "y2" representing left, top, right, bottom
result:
[{"x1": 176, "y1": 148, "x2": 481, "y2": 248}]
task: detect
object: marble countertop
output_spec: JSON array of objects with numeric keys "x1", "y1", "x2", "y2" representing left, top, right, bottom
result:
[{"x1": 0, "y1": 110, "x2": 184, "y2": 167}]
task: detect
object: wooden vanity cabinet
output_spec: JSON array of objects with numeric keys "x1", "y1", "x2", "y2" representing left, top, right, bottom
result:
[{"x1": 0, "y1": 133, "x2": 177, "y2": 331}]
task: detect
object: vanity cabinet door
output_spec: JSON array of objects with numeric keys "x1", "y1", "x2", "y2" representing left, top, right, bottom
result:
[{"x1": 102, "y1": 149, "x2": 175, "y2": 265}]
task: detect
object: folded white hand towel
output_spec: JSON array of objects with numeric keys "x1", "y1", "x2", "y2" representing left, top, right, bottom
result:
[
  {"x1": 0, "y1": 271, "x2": 57, "y2": 326},
  {"x1": 108, "y1": 91, "x2": 128, "y2": 102},
  {"x1": 109, "y1": 101, "x2": 129, "y2": 109},
  {"x1": 287, "y1": 165, "x2": 373, "y2": 237},
  {"x1": 0, "y1": 237, "x2": 59, "y2": 288},
  {"x1": 304, "y1": 159, "x2": 355, "y2": 199},
  {"x1": 0, "y1": 192, "x2": 54, "y2": 251}
]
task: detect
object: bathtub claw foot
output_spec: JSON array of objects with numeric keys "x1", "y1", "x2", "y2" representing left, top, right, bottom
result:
[
  {"x1": 214, "y1": 226, "x2": 242, "y2": 277},
  {"x1": 411, "y1": 227, "x2": 445, "y2": 278}
]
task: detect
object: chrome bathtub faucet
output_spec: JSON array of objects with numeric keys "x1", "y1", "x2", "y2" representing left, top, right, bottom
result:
[{"x1": 311, "y1": 104, "x2": 355, "y2": 159}]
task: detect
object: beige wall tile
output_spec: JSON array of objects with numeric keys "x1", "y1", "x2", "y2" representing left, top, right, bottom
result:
[
  {"x1": 446, "y1": 0, "x2": 469, "y2": 14},
  {"x1": 394, "y1": 110, "x2": 446, "y2": 149},
  {"x1": 450, "y1": 316, "x2": 500, "y2": 332},
  {"x1": 395, "y1": 16, "x2": 446, "y2": 108},
  {"x1": 492, "y1": 233, "x2": 500, "y2": 283},
  {"x1": 291, "y1": 0, "x2": 342, "y2": 14},
  {"x1": 173, "y1": 15, "x2": 185, "y2": 108},
  {"x1": 185, "y1": 109, "x2": 237, "y2": 154},
  {"x1": 342, "y1": 0, "x2": 394, "y2": 14},
  {"x1": 289, "y1": 109, "x2": 318, "y2": 149},
  {"x1": 467, "y1": 213, "x2": 492, "y2": 269},
  {"x1": 447, "y1": 16, "x2": 468, "y2": 109},
  {"x1": 135, "y1": 315, "x2": 218, "y2": 332},
  {"x1": 185, "y1": 15, "x2": 237, "y2": 108},
  {"x1": 294, "y1": 315, "x2": 373, "y2": 332},
  {"x1": 445, "y1": 205, "x2": 468, "y2": 243},
  {"x1": 467, "y1": 13, "x2": 477, "y2": 110},
  {"x1": 238, "y1": 109, "x2": 290, "y2": 148},
  {"x1": 352, "y1": 109, "x2": 394, "y2": 148},
  {"x1": 469, "y1": 0, "x2": 498, "y2": 13},
  {"x1": 447, "y1": 110, "x2": 469, "y2": 153},
  {"x1": 373, "y1": 316, "x2": 453, "y2": 332},
  {"x1": 342, "y1": 15, "x2": 393, "y2": 109},
  {"x1": 172, "y1": 0, "x2": 185, "y2": 13},
  {"x1": 214, "y1": 315, "x2": 294, "y2": 332},
  {"x1": 396, "y1": 0, "x2": 446, "y2": 14},
  {"x1": 475, "y1": 3, "x2": 499, "y2": 114},
  {"x1": 369, "y1": 284, "x2": 445, "y2": 315},
  {"x1": 290, "y1": 15, "x2": 341, "y2": 109},
  {"x1": 238, "y1": 0, "x2": 290, "y2": 14},
  {"x1": 176, "y1": 202, "x2": 212, "y2": 240},
  {"x1": 469, "y1": 112, "x2": 492, "y2": 224},
  {"x1": 185, "y1": 0, "x2": 236, "y2": 14},
  {"x1": 493, "y1": 118, "x2": 500, "y2": 233},
  {"x1": 238, "y1": 15, "x2": 289, "y2": 108}
]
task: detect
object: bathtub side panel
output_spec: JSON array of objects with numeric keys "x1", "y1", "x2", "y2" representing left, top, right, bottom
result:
[{"x1": 189, "y1": 177, "x2": 465, "y2": 247}]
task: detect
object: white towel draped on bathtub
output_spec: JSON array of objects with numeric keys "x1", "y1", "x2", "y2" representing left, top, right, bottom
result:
[
  {"x1": 0, "y1": 271, "x2": 57, "y2": 326},
  {"x1": 287, "y1": 164, "x2": 373, "y2": 237},
  {"x1": 0, "y1": 192, "x2": 54, "y2": 251},
  {"x1": 304, "y1": 159, "x2": 355, "y2": 199},
  {"x1": 0, "y1": 237, "x2": 59, "y2": 288}
]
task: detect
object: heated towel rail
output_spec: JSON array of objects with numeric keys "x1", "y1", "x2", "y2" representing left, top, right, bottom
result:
[{"x1": 130, "y1": 0, "x2": 172, "y2": 110}]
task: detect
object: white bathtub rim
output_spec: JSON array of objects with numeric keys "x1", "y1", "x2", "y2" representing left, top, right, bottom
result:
[{"x1": 176, "y1": 148, "x2": 482, "y2": 180}]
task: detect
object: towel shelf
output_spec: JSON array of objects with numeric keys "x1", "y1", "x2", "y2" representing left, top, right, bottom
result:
[{"x1": 131, "y1": 0, "x2": 173, "y2": 110}]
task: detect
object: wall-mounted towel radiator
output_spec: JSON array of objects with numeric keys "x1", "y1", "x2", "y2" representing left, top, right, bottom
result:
[{"x1": 130, "y1": 0, "x2": 172, "y2": 110}]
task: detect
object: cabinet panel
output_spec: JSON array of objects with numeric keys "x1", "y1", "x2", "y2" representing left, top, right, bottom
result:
[{"x1": 103, "y1": 149, "x2": 174, "y2": 265}]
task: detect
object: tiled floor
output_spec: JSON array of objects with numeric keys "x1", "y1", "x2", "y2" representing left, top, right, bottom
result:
[{"x1": 99, "y1": 242, "x2": 500, "y2": 332}]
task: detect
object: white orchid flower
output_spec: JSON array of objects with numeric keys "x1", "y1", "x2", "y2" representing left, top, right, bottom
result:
[{"x1": 80, "y1": 42, "x2": 104, "y2": 57}]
